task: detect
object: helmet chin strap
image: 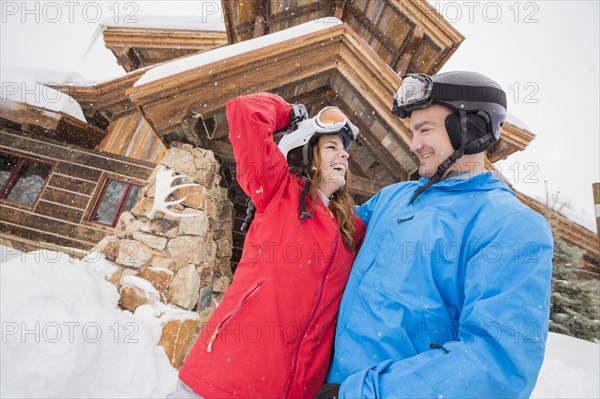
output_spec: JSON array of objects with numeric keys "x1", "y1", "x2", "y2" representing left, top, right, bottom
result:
[
  {"x1": 299, "y1": 177, "x2": 314, "y2": 219},
  {"x1": 409, "y1": 110, "x2": 468, "y2": 205}
]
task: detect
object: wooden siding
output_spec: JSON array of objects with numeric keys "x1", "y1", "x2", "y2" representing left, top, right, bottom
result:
[
  {"x1": 0, "y1": 127, "x2": 155, "y2": 251},
  {"x1": 97, "y1": 113, "x2": 167, "y2": 163}
]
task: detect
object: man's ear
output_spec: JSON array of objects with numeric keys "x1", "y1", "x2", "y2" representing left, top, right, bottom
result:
[{"x1": 445, "y1": 113, "x2": 490, "y2": 154}]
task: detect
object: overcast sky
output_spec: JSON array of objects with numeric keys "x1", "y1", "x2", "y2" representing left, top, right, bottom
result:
[{"x1": 1, "y1": 1, "x2": 598, "y2": 230}]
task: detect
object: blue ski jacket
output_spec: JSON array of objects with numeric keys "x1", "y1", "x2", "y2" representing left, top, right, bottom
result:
[{"x1": 327, "y1": 172, "x2": 553, "y2": 398}]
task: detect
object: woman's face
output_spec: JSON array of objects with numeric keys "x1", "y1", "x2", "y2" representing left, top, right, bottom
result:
[{"x1": 316, "y1": 134, "x2": 349, "y2": 197}]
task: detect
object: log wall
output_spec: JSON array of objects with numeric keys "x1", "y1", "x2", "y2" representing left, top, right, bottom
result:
[{"x1": 0, "y1": 127, "x2": 155, "y2": 251}]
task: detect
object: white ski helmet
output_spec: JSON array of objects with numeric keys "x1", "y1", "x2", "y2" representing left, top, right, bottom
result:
[{"x1": 278, "y1": 106, "x2": 359, "y2": 172}]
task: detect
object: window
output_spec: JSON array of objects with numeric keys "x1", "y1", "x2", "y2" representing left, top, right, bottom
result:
[
  {"x1": 0, "y1": 153, "x2": 52, "y2": 207},
  {"x1": 90, "y1": 178, "x2": 142, "y2": 227}
]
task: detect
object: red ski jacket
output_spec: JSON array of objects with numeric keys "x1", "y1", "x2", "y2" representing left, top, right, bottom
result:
[{"x1": 179, "y1": 93, "x2": 365, "y2": 398}]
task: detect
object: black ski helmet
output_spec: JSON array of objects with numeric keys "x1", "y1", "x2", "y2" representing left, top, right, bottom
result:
[
  {"x1": 429, "y1": 71, "x2": 507, "y2": 154},
  {"x1": 392, "y1": 71, "x2": 508, "y2": 203}
]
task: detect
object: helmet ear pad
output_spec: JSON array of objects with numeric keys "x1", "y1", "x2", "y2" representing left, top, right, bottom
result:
[
  {"x1": 444, "y1": 112, "x2": 493, "y2": 154},
  {"x1": 286, "y1": 146, "x2": 306, "y2": 170}
]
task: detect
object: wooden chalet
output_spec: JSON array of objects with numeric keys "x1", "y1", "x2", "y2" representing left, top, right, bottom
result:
[{"x1": 1, "y1": 0, "x2": 597, "y2": 276}]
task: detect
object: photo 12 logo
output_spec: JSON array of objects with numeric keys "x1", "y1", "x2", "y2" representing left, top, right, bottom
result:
[
  {"x1": 2, "y1": 321, "x2": 140, "y2": 344},
  {"x1": 411, "y1": 1, "x2": 541, "y2": 24},
  {"x1": 1, "y1": 1, "x2": 140, "y2": 24}
]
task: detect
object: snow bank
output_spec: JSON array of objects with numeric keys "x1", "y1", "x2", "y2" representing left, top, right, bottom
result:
[
  {"x1": 135, "y1": 17, "x2": 343, "y2": 86},
  {"x1": 0, "y1": 246, "x2": 177, "y2": 398},
  {"x1": 1, "y1": 244, "x2": 598, "y2": 398},
  {"x1": 532, "y1": 332, "x2": 600, "y2": 398}
]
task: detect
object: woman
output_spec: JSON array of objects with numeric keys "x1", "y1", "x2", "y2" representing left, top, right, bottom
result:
[{"x1": 171, "y1": 93, "x2": 365, "y2": 398}]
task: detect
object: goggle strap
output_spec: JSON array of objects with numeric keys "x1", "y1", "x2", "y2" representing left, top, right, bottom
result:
[{"x1": 431, "y1": 82, "x2": 507, "y2": 108}]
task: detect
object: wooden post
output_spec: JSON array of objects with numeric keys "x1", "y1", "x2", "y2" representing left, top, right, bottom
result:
[
  {"x1": 254, "y1": 15, "x2": 265, "y2": 38},
  {"x1": 394, "y1": 29, "x2": 424, "y2": 76},
  {"x1": 594, "y1": 183, "x2": 600, "y2": 251},
  {"x1": 334, "y1": 0, "x2": 347, "y2": 19}
]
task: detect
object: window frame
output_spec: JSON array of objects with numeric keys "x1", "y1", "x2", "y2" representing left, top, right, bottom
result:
[
  {"x1": 0, "y1": 151, "x2": 54, "y2": 210},
  {"x1": 88, "y1": 176, "x2": 144, "y2": 228}
]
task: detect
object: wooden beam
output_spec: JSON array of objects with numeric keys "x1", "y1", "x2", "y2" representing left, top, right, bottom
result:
[
  {"x1": 221, "y1": 0, "x2": 238, "y2": 43},
  {"x1": 126, "y1": 47, "x2": 142, "y2": 71},
  {"x1": 344, "y1": 3, "x2": 400, "y2": 56},
  {"x1": 394, "y1": 28, "x2": 425, "y2": 76},
  {"x1": 234, "y1": 2, "x2": 323, "y2": 35},
  {"x1": 0, "y1": 231, "x2": 93, "y2": 257},
  {"x1": 0, "y1": 99, "x2": 107, "y2": 149},
  {"x1": 206, "y1": 140, "x2": 234, "y2": 164},
  {"x1": 254, "y1": 16, "x2": 266, "y2": 38},
  {"x1": 254, "y1": 0, "x2": 269, "y2": 38},
  {"x1": 348, "y1": 174, "x2": 386, "y2": 197},
  {"x1": 334, "y1": 0, "x2": 347, "y2": 19}
]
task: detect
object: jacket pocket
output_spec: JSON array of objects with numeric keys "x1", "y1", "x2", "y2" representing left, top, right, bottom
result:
[{"x1": 206, "y1": 278, "x2": 266, "y2": 352}]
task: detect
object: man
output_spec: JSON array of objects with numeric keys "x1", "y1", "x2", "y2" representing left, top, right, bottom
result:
[{"x1": 319, "y1": 71, "x2": 554, "y2": 398}]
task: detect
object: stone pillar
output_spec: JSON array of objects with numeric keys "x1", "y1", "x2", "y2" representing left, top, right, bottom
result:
[{"x1": 96, "y1": 143, "x2": 233, "y2": 367}]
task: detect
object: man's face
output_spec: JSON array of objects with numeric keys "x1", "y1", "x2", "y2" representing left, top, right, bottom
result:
[{"x1": 408, "y1": 104, "x2": 455, "y2": 178}]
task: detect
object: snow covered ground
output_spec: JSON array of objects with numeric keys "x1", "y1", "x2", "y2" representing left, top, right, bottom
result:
[
  {"x1": 1, "y1": 244, "x2": 598, "y2": 398},
  {"x1": 0, "y1": 246, "x2": 178, "y2": 398}
]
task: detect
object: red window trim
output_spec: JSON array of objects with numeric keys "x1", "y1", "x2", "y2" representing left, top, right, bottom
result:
[
  {"x1": 0, "y1": 152, "x2": 54, "y2": 208},
  {"x1": 90, "y1": 178, "x2": 141, "y2": 228}
]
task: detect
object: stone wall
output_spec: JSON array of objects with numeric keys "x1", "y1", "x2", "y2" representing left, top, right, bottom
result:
[{"x1": 96, "y1": 143, "x2": 233, "y2": 367}]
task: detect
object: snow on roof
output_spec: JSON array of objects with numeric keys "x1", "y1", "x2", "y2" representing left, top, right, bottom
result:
[
  {"x1": 506, "y1": 113, "x2": 531, "y2": 131},
  {"x1": 0, "y1": 66, "x2": 94, "y2": 86},
  {"x1": 135, "y1": 17, "x2": 343, "y2": 87},
  {"x1": 529, "y1": 193, "x2": 597, "y2": 233},
  {"x1": 101, "y1": 15, "x2": 226, "y2": 32},
  {"x1": 558, "y1": 205, "x2": 597, "y2": 234},
  {"x1": 0, "y1": 67, "x2": 88, "y2": 123}
]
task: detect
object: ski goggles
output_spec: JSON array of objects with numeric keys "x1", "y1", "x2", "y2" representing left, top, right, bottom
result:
[
  {"x1": 392, "y1": 73, "x2": 507, "y2": 119},
  {"x1": 312, "y1": 106, "x2": 359, "y2": 149},
  {"x1": 392, "y1": 74, "x2": 435, "y2": 118}
]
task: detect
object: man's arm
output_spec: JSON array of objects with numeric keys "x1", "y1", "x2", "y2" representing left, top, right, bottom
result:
[
  {"x1": 355, "y1": 188, "x2": 385, "y2": 226},
  {"x1": 338, "y1": 211, "x2": 554, "y2": 398}
]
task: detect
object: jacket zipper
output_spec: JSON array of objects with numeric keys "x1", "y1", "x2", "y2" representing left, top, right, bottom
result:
[
  {"x1": 206, "y1": 279, "x2": 265, "y2": 352},
  {"x1": 282, "y1": 231, "x2": 339, "y2": 397}
]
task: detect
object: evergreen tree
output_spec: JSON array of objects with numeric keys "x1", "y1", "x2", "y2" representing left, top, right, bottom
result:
[
  {"x1": 544, "y1": 186, "x2": 600, "y2": 342},
  {"x1": 548, "y1": 232, "x2": 600, "y2": 342}
]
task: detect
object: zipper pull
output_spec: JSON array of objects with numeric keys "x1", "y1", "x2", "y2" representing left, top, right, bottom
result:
[{"x1": 207, "y1": 328, "x2": 220, "y2": 352}]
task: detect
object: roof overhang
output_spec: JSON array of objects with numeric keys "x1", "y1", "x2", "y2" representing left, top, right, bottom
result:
[
  {"x1": 221, "y1": 0, "x2": 464, "y2": 75},
  {"x1": 0, "y1": 99, "x2": 106, "y2": 148},
  {"x1": 128, "y1": 21, "x2": 419, "y2": 186},
  {"x1": 103, "y1": 26, "x2": 228, "y2": 72},
  {"x1": 488, "y1": 122, "x2": 535, "y2": 163}
]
